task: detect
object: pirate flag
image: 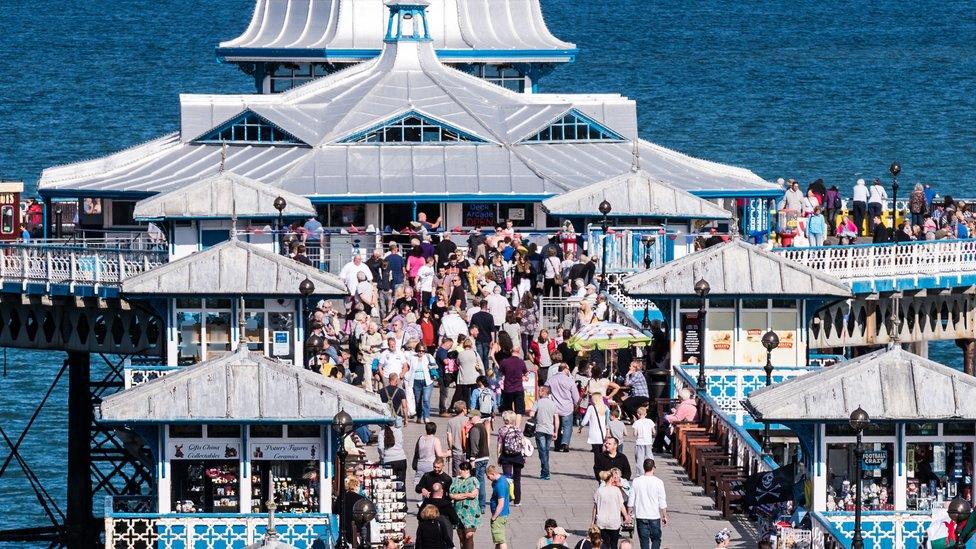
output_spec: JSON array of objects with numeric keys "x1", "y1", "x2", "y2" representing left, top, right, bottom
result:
[{"x1": 743, "y1": 462, "x2": 797, "y2": 508}]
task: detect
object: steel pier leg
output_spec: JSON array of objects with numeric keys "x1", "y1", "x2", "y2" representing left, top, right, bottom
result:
[{"x1": 66, "y1": 351, "x2": 96, "y2": 548}]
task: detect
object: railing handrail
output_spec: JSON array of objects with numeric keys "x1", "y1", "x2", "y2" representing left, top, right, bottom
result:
[
  {"x1": 810, "y1": 510, "x2": 853, "y2": 548},
  {"x1": 673, "y1": 365, "x2": 777, "y2": 470},
  {"x1": 773, "y1": 237, "x2": 974, "y2": 252}
]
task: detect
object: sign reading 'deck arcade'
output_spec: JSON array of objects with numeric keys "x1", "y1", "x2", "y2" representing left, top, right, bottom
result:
[
  {"x1": 169, "y1": 440, "x2": 241, "y2": 460},
  {"x1": 250, "y1": 442, "x2": 321, "y2": 461}
]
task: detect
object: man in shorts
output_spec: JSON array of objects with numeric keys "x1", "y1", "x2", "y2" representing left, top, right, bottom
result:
[{"x1": 487, "y1": 465, "x2": 511, "y2": 549}]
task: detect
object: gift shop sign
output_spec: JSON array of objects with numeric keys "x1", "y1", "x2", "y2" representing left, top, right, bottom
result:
[
  {"x1": 250, "y1": 442, "x2": 321, "y2": 461},
  {"x1": 169, "y1": 440, "x2": 241, "y2": 460},
  {"x1": 861, "y1": 450, "x2": 888, "y2": 471}
]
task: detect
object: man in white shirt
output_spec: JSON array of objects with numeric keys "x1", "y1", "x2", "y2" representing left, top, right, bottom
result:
[
  {"x1": 486, "y1": 286, "x2": 508, "y2": 331},
  {"x1": 628, "y1": 458, "x2": 668, "y2": 549},
  {"x1": 339, "y1": 255, "x2": 372, "y2": 295},
  {"x1": 439, "y1": 308, "x2": 468, "y2": 341},
  {"x1": 867, "y1": 178, "x2": 889, "y2": 236},
  {"x1": 851, "y1": 178, "x2": 869, "y2": 236},
  {"x1": 378, "y1": 337, "x2": 408, "y2": 382}
]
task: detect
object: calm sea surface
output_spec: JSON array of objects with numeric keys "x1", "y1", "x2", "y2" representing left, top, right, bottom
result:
[{"x1": 0, "y1": 0, "x2": 974, "y2": 539}]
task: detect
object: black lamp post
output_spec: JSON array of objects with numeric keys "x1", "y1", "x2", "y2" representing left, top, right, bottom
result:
[
  {"x1": 351, "y1": 497, "x2": 378, "y2": 548},
  {"x1": 947, "y1": 497, "x2": 973, "y2": 549},
  {"x1": 694, "y1": 278, "x2": 710, "y2": 390},
  {"x1": 333, "y1": 409, "x2": 355, "y2": 549},
  {"x1": 274, "y1": 195, "x2": 287, "y2": 255},
  {"x1": 849, "y1": 406, "x2": 871, "y2": 549},
  {"x1": 760, "y1": 330, "x2": 780, "y2": 454},
  {"x1": 642, "y1": 234, "x2": 654, "y2": 270},
  {"x1": 599, "y1": 200, "x2": 612, "y2": 291},
  {"x1": 889, "y1": 162, "x2": 901, "y2": 228},
  {"x1": 54, "y1": 205, "x2": 63, "y2": 239}
]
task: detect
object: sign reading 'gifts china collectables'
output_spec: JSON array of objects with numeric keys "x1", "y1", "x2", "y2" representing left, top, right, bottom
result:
[
  {"x1": 250, "y1": 442, "x2": 321, "y2": 461},
  {"x1": 169, "y1": 440, "x2": 241, "y2": 460}
]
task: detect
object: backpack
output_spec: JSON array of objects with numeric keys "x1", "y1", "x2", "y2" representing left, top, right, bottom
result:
[
  {"x1": 478, "y1": 388, "x2": 495, "y2": 414},
  {"x1": 501, "y1": 426, "x2": 524, "y2": 456}
]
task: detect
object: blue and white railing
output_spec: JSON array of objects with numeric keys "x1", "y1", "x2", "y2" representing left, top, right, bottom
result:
[
  {"x1": 0, "y1": 243, "x2": 167, "y2": 289},
  {"x1": 776, "y1": 239, "x2": 976, "y2": 292},
  {"x1": 811, "y1": 510, "x2": 934, "y2": 549}
]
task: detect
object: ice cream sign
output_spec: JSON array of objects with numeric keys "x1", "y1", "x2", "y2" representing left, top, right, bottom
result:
[
  {"x1": 169, "y1": 440, "x2": 241, "y2": 460},
  {"x1": 250, "y1": 442, "x2": 320, "y2": 461}
]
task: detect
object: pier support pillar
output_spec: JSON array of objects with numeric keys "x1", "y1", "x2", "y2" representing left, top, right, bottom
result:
[
  {"x1": 65, "y1": 351, "x2": 96, "y2": 548},
  {"x1": 957, "y1": 339, "x2": 975, "y2": 376},
  {"x1": 910, "y1": 340, "x2": 928, "y2": 359}
]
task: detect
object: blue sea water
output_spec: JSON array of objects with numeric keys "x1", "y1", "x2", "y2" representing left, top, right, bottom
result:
[{"x1": 0, "y1": 0, "x2": 974, "y2": 540}]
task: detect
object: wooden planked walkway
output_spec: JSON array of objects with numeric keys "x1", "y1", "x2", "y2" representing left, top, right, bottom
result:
[{"x1": 362, "y1": 417, "x2": 759, "y2": 548}]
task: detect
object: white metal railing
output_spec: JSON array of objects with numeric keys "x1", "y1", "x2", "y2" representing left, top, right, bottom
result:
[
  {"x1": 0, "y1": 243, "x2": 167, "y2": 287},
  {"x1": 776, "y1": 239, "x2": 976, "y2": 282}
]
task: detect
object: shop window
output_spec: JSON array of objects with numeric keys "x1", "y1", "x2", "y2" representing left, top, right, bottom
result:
[
  {"x1": 111, "y1": 201, "x2": 137, "y2": 227},
  {"x1": 268, "y1": 312, "x2": 295, "y2": 363},
  {"x1": 195, "y1": 110, "x2": 303, "y2": 145},
  {"x1": 342, "y1": 111, "x2": 486, "y2": 144},
  {"x1": 462, "y1": 203, "x2": 498, "y2": 228},
  {"x1": 826, "y1": 442, "x2": 895, "y2": 511},
  {"x1": 269, "y1": 63, "x2": 331, "y2": 93},
  {"x1": 523, "y1": 109, "x2": 623, "y2": 143},
  {"x1": 245, "y1": 312, "x2": 265, "y2": 352},
  {"x1": 907, "y1": 442, "x2": 973, "y2": 510},
  {"x1": 207, "y1": 299, "x2": 233, "y2": 309},
  {"x1": 906, "y1": 423, "x2": 939, "y2": 436},
  {"x1": 1, "y1": 205, "x2": 13, "y2": 234},
  {"x1": 250, "y1": 425, "x2": 284, "y2": 438},
  {"x1": 251, "y1": 460, "x2": 320, "y2": 513},
  {"x1": 771, "y1": 299, "x2": 797, "y2": 309},
  {"x1": 826, "y1": 423, "x2": 896, "y2": 436},
  {"x1": 171, "y1": 460, "x2": 240, "y2": 513},
  {"x1": 499, "y1": 203, "x2": 534, "y2": 228},
  {"x1": 328, "y1": 204, "x2": 366, "y2": 227},
  {"x1": 945, "y1": 423, "x2": 976, "y2": 436},
  {"x1": 741, "y1": 299, "x2": 768, "y2": 309},
  {"x1": 206, "y1": 311, "x2": 232, "y2": 359},
  {"x1": 708, "y1": 299, "x2": 735, "y2": 309},
  {"x1": 383, "y1": 203, "x2": 441, "y2": 233},
  {"x1": 170, "y1": 425, "x2": 204, "y2": 438},
  {"x1": 287, "y1": 424, "x2": 321, "y2": 438},
  {"x1": 176, "y1": 311, "x2": 202, "y2": 365},
  {"x1": 207, "y1": 424, "x2": 241, "y2": 438}
]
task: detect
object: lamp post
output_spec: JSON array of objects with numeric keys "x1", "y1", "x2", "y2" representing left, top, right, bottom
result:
[
  {"x1": 694, "y1": 278, "x2": 710, "y2": 390},
  {"x1": 889, "y1": 162, "x2": 901, "y2": 228},
  {"x1": 333, "y1": 409, "x2": 355, "y2": 549},
  {"x1": 760, "y1": 330, "x2": 780, "y2": 455},
  {"x1": 641, "y1": 234, "x2": 653, "y2": 270},
  {"x1": 849, "y1": 406, "x2": 871, "y2": 549},
  {"x1": 351, "y1": 497, "x2": 378, "y2": 548},
  {"x1": 274, "y1": 195, "x2": 287, "y2": 255},
  {"x1": 947, "y1": 497, "x2": 973, "y2": 549},
  {"x1": 599, "y1": 200, "x2": 612, "y2": 292},
  {"x1": 54, "y1": 204, "x2": 63, "y2": 239}
]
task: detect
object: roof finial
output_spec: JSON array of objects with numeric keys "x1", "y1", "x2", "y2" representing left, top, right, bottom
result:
[
  {"x1": 238, "y1": 296, "x2": 248, "y2": 350},
  {"x1": 630, "y1": 138, "x2": 641, "y2": 174},
  {"x1": 265, "y1": 499, "x2": 278, "y2": 542},
  {"x1": 220, "y1": 143, "x2": 227, "y2": 174}
]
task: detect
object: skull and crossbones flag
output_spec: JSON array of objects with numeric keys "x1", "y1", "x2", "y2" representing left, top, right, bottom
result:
[{"x1": 743, "y1": 462, "x2": 797, "y2": 508}]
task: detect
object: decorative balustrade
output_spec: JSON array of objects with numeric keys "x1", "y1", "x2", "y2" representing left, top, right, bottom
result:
[
  {"x1": 105, "y1": 512, "x2": 335, "y2": 549},
  {"x1": 811, "y1": 510, "x2": 933, "y2": 549},
  {"x1": 688, "y1": 365, "x2": 814, "y2": 427},
  {"x1": 123, "y1": 365, "x2": 181, "y2": 389},
  {"x1": 776, "y1": 239, "x2": 976, "y2": 290},
  {"x1": 0, "y1": 243, "x2": 167, "y2": 288}
]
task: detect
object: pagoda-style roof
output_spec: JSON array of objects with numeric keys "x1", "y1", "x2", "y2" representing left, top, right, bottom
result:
[
  {"x1": 622, "y1": 239, "x2": 852, "y2": 298},
  {"x1": 99, "y1": 347, "x2": 391, "y2": 423},
  {"x1": 541, "y1": 168, "x2": 733, "y2": 220},
  {"x1": 120, "y1": 238, "x2": 347, "y2": 296},
  {"x1": 217, "y1": 0, "x2": 577, "y2": 64},
  {"x1": 133, "y1": 172, "x2": 315, "y2": 221},
  {"x1": 744, "y1": 347, "x2": 976, "y2": 422},
  {"x1": 38, "y1": 5, "x2": 776, "y2": 201}
]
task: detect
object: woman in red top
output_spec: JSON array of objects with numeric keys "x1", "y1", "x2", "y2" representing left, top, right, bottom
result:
[{"x1": 420, "y1": 309, "x2": 437, "y2": 352}]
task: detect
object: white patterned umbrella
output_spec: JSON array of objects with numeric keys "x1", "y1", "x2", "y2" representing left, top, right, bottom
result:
[{"x1": 566, "y1": 321, "x2": 652, "y2": 351}]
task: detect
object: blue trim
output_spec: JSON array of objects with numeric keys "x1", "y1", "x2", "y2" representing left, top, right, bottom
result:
[
  {"x1": 850, "y1": 273, "x2": 976, "y2": 293},
  {"x1": 216, "y1": 47, "x2": 578, "y2": 61},
  {"x1": 307, "y1": 193, "x2": 553, "y2": 204},
  {"x1": 193, "y1": 110, "x2": 307, "y2": 146},
  {"x1": 337, "y1": 110, "x2": 488, "y2": 144},
  {"x1": 810, "y1": 511, "x2": 853, "y2": 548},
  {"x1": 695, "y1": 189, "x2": 784, "y2": 198},
  {"x1": 110, "y1": 511, "x2": 334, "y2": 520}
]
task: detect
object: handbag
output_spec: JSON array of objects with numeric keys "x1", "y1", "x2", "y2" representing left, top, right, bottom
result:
[
  {"x1": 522, "y1": 418, "x2": 537, "y2": 438},
  {"x1": 522, "y1": 437, "x2": 535, "y2": 457},
  {"x1": 411, "y1": 437, "x2": 421, "y2": 471}
]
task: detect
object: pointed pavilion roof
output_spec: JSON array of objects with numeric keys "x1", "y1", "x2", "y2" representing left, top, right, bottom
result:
[
  {"x1": 621, "y1": 239, "x2": 852, "y2": 298},
  {"x1": 541, "y1": 167, "x2": 733, "y2": 220},
  {"x1": 744, "y1": 347, "x2": 976, "y2": 422},
  {"x1": 120, "y1": 238, "x2": 347, "y2": 296},
  {"x1": 37, "y1": 3, "x2": 776, "y2": 201},
  {"x1": 132, "y1": 171, "x2": 316, "y2": 221},
  {"x1": 216, "y1": 0, "x2": 577, "y2": 64},
  {"x1": 99, "y1": 347, "x2": 391, "y2": 423}
]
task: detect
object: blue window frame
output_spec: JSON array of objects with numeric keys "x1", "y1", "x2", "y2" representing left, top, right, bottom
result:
[
  {"x1": 340, "y1": 111, "x2": 486, "y2": 144},
  {"x1": 195, "y1": 111, "x2": 303, "y2": 145},
  {"x1": 523, "y1": 110, "x2": 623, "y2": 143}
]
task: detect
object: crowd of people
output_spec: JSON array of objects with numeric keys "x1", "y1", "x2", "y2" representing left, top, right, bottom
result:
[
  {"x1": 775, "y1": 177, "x2": 973, "y2": 246},
  {"x1": 294, "y1": 218, "x2": 706, "y2": 549}
]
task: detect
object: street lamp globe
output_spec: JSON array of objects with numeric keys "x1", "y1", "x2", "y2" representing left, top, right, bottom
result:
[
  {"x1": 694, "y1": 278, "x2": 710, "y2": 298},
  {"x1": 352, "y1": 498, "x2": 378, "y2": 525},
  {"x1": 889, "y1": 162, "x2": 902, "y2": 178},
  {"x1": 598, "y1": 200, "x2": 612, "y2": 216},
  {"x1": 298, "y1": 278, "x2": 316, "y2": 297},
  {"x1": 273, "y1": 196, "x2": 287, "y2": 213},
  {"x1": 849, "y1": 406, "x2": 871, "y2": 434},
  {"x1": 947, "y1": 496, "x2": 973, "y2": 524},
  {"x1": 306, "y1": 334, "x2": 324, "y2": 351},
  {"x1": 332, "y1": 410, "x2": 354, "y2": 436},
  {"x1": 761, "y1": 330, "x2": 780, "y2": 352}
]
